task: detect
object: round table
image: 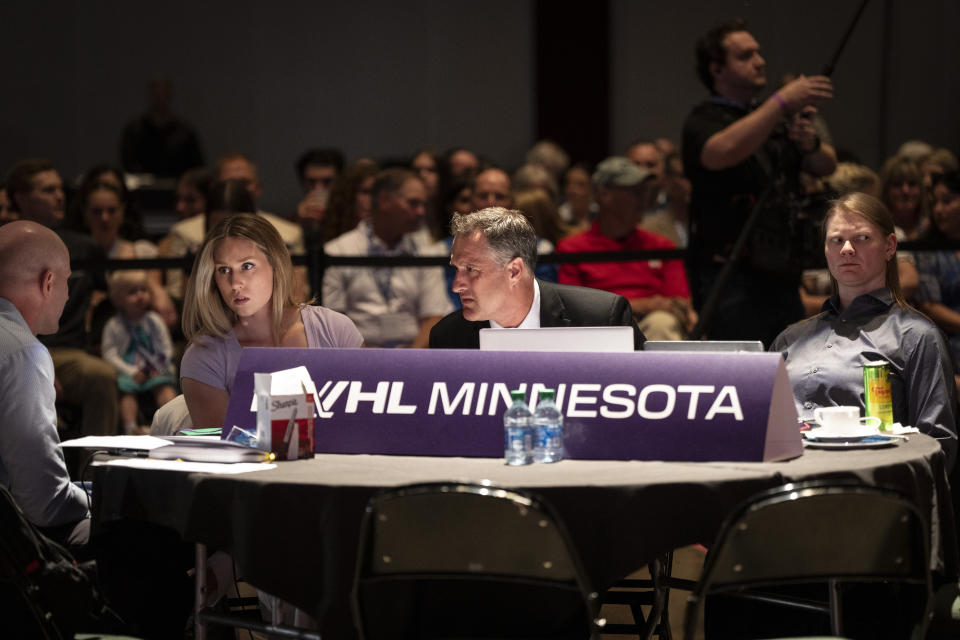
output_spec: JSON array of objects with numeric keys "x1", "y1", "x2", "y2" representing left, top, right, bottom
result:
[{"x1": 93, "y1": 434, "x2": 956, "y2": 637}]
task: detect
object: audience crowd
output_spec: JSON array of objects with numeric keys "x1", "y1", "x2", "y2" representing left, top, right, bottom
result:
[{"x1": 2, "y1": 125, "x2": 957, "y2": 437}]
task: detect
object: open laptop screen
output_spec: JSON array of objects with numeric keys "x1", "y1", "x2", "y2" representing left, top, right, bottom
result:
[
  {"x1": 643, "y1": 340, "x2": 764, "y2": 352},
  {"x1": 479, "y1": 326, "x2": 634, "y2": 352}
]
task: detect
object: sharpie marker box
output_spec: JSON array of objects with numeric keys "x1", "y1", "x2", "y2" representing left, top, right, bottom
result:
[{"x1": 253, "y1": 367, "x2": 316, "y2": 460}]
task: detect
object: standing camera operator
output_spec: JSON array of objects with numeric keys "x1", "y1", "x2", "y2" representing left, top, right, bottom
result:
[{"x1": 682, "y1": 18, "x2": 837, "y2": 346}]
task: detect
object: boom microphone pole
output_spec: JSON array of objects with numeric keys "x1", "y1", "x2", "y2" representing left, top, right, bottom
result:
[
  {"x1": 688, "y1": 185, "x2": 774, "y2": 341},
  {"x1": 822, "y1": 0, "x2": 872, "y2": 77}
]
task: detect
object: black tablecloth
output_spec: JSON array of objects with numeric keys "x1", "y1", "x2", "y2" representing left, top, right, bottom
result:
[{"x1": 92, "y1": 435, "x2": 957, "y2": 637}]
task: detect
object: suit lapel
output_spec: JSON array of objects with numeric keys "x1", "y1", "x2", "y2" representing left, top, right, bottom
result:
[
  {"x1": 466, "y1": 318, "x2": 490, "y2": 348},
  {"x1": 538, "y1": 281, "x2": 570, "y2": 328}
]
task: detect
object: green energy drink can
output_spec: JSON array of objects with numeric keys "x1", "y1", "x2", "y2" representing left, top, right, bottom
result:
[{"x1": 863, "y1": 361, "x2": 894, "y2": 431}]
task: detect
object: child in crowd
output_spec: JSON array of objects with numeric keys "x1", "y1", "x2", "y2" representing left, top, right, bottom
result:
[{"x1": 102, "y1": 270, "x2": 178, "y2": 434}]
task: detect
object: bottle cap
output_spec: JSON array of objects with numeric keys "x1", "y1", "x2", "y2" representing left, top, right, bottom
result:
[
  {"x1": 540, "y1": 389, "x2": 555, "y2": 401},
  {"x1": 510, "y1": 390, "x2": 526, "y2": 402}
]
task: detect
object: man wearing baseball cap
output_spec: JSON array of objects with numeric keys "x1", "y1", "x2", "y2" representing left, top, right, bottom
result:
[{"x1": 557, "y1": 156, "x2": 696, "y2": 340}]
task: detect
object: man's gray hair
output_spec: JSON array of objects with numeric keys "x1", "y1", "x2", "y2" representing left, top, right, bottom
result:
[{"x1": 450, "y1": 207, "x2": 537, "y2": 271}]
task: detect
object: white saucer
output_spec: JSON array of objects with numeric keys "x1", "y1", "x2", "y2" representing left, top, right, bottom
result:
[
  {"x1": 805, "y1": 428, "x2": 881, "y2": 442},
  {"x1": 803, "y1": 435, "x2": 898, "y2": 450}
]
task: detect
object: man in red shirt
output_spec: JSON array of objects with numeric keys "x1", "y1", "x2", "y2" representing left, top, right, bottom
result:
[{"x1": 557, "y1": 156, "x2": 696, "y2": 340}]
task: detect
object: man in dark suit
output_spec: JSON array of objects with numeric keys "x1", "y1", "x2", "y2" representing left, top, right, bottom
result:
[{"x1": 429, "y1": 207, "x2": 645, "y2": 349}]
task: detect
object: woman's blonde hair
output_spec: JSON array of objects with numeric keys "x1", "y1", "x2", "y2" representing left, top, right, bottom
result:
[
  {"x1": 182, "y1": 213, "x2": 299, "y2": 344},
  {"x1": 822, "y1": 192, "x2": 904, "y2": 307}
]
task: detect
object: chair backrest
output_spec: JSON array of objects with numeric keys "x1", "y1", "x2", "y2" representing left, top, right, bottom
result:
[
  {"x1": 352, "y1": 482, "x2": 603, "y2": 639},
  {"x1": 684, "y1": 481, "x2": 932, "y2": 639},
  {"x1": 149, "y1": 393, "x2": 193, "y2": 435}
]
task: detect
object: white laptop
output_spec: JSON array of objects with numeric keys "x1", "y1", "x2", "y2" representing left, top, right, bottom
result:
[
  {"x1": 643, "y1": 340, "x2": 764, "y2": 352},
  {"x1": 479, "y1": 326, "x2": 634, "y2": 352}
]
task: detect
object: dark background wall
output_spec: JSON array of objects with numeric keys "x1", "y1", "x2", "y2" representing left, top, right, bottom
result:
[{"x1": 2, "y1": 1, "x2": 957, "y2": 215}]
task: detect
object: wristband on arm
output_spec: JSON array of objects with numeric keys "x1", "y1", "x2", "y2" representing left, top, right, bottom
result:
[{"x1": 772, "y1": 92, "x2": 788, "y2": 113}]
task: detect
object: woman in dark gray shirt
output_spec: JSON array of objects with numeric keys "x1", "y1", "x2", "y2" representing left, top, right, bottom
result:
[{"x1": 771, "y1": 192, "x2": 957, "y2": 467}]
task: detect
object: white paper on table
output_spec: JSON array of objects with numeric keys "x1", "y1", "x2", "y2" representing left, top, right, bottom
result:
[
  {"x1": 889, "y1": 423, "x2": 919, "y2": 434},
  {"x1": 100, "y1": 457, "x2": 277, "y2": 474},
  {"x1": 61, "y1": 435, "x2": 174, "y2": 450}
]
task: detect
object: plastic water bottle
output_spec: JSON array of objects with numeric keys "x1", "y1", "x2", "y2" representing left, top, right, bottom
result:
[
  {"x1": 533, "y1": 389, "x2": 564, "y2": 463},
  {"x1": 504, "y1": 390, "x2": 533, "y2": 466}
]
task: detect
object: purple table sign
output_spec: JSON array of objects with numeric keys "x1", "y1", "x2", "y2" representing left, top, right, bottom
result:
[{"x1": 224, "y1": 348, "x2": 801, "y2": 462}]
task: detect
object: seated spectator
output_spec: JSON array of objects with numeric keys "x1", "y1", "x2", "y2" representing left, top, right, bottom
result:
[
  {"x1": 897, "y1": 139, "x2": 934, "y2": 163},
  {"x1": 323, "y1": 169, "x2": 452, "y2": 347},
  {"x1": 472, "y1": 166, "x2": 513, "y2": 211},
  {"x1": 173, "y1": 167, "x2": 212, "y2": 220},
  {"x1": 525, "y1": 139, "x2": 570, "y2": 182},
  {"x1": 6, "y1": 158, "x2": 118, "y2": 437},
  {"x1": 557, "y1": 157, "x2": 696, "y2": 341},
  {"x1": 218, "y1": 153, "x2": 309, "y2": 297},
  {"x1": 915, "y1": 171, "x2": 960, "y2": 371},
  {"x1": 651, "y1": 152, "x2": 691, "y2": 248},
  {"x1": 180, "y1": 213, "x2": 362, "y2": 428},
  {"x1": 0, "y1": 220, "x2": 89, "y2": 548},
  {"x1": 0, "y1": 206, "x2": 192, "y2": 640},
  {"x1": 76, "y1": 180, "x2": 177, "y2": 329},
  {"x1": 513, "y1": 163, "x2": 559, "y2": 203},
  {"x1": 438, "y1": 176, "x2": 474, "y2": 237},
  {"x1": 429, "y1": 207, "x2": 644, "y2": 349},
  {"x1": 168, "y1": 213, "x2": 363, "y2": 632},
  {"x1": 627, "y1": 140, "x2": 665, "y2": 181},
  {"x1": 294, "y1": 147, "x2": 345, "y2": 239},
  {"x1": 629, "y1": 140, "x2": 689, "y2": 248},
  {"x1": 1, "y1": 223, "x2": 193, "y2": 637},
  {"x1": 920, "y1": 148, "x2": 959, "y2": 193},
  {"x1": 178, "y1": 214, "x2": 361, "y2": 630},
  {"x1": 437, "y1": 176, "x2": 476, "y2": 308},
  {"x1": 411, "y1": 148, "x2": 443, "y2": 241},
  {"x1": 411, "y1": 148, "x2": 441, "y2": 199},
  {"x1": 444, "y1": 147, "x2": 480, "y2": 179},
  {"x1": 825, "y1": 162, "x2": 881, "y2": 198},
  {"x1": 828, "y1": 165, "x2": 917, "y2": 295},
  {"x1": 515, "y1": 188, "x2": 565, "y2": 247},
  {"x1": 771, "y1": 192, "x2": 956, "y2": 465},
  {"x1": 162, "y1": 178, "x2": 294, "y2": 301},
  {"x1": 324, "y1": 159, "x2": 378, "y2": 242},
  {"x1": 514, "y1": 188, "x2": 563, "y2": 282},
  {"x1": 558, "y1": 164, "x2": 597, "y2": 233},
  {"x1": 102, "y1": 270, "x2": 177, "y2": 435},
  {"x1": 880, "y1": 155, "x2": 927, "y2": 240},
  {"x1": 627, "y1": 140, "x2": 668, "y2": 206},
  {"x1": 0, "y1": 184, "x2": 16, "y2": 225},
  {"x1": 802, "y1": 163, "x2": 918, "y2": 315},
  {"x1": 70, "y1": 164, "x2": 148, "y2": 241},
  {"x1": 473, "y1": 167, "x2": 556, "y2": 283}
]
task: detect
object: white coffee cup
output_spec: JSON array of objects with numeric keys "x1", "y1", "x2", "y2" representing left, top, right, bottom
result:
[{"x1": 813, "y1": 406, "x2": 881, "y2": 434}]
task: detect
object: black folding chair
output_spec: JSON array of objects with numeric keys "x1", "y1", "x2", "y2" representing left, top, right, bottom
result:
[
  {"x1": 601, "y1": 551, "x2": 677, "y2": 639},
  {"x1": 352, "y1": 482, "x2": 606, "y2": 639},
  {"x1": 684, "y1": 481, "x2": 933, "y2": 640},
  {"x1": 0, "y1": 485, "x2": 136, "y2": 639}
]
